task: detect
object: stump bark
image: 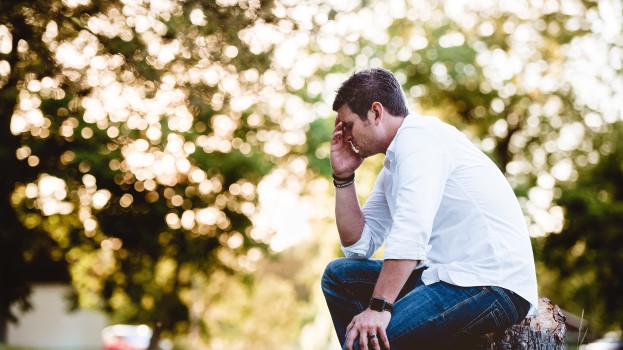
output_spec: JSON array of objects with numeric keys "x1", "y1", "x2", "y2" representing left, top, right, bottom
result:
[{"x1": 479, "y1": 297, "x2": 567, "y2": 350}]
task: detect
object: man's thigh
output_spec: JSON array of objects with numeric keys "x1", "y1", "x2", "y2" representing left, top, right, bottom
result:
[
  {"x1": 325, "y1": 258, "x2": 426, "y2": 303},
  {"x1": 388, "y1": 282, "x2": 521, "y2": 349}
]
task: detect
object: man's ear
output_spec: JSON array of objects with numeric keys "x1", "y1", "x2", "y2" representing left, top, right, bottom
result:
[{"x1": 371, "y1": 102, "x2": 383, "y2": 125}]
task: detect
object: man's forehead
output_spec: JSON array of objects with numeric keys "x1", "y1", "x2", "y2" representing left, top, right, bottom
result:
[{"x1": 336, "y1": 104, "x2": 356, "y2": 122}]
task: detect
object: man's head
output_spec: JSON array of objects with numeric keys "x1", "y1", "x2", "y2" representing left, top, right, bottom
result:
[
  {"x1": 332, "y1": 68, "x2": 409, "y2": 120},
  {"x1": 332, "y1": 68, "x2": 409, "y2": 157}
]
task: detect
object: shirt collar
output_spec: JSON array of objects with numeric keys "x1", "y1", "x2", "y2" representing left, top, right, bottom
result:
[{"x1": 384, "y1": 113, "x2": 414, "y2": 171}]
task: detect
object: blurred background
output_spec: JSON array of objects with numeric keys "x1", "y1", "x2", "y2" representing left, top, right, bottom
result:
[{"x1": 1, "y1": 0, "x2": 622, "y2": 349}]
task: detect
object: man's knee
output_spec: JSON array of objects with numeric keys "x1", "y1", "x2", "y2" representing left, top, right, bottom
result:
[
  {"x1": 321, "y1": 258, "x2": 353, "y2": 292},
  {"x1": 321, "y1": 259, "x2": 343, "y2": 288}
]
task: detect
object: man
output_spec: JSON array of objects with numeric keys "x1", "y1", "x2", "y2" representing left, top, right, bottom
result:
[{"x1": 321, "y1": 68, "x2": 538, "y2": 350}]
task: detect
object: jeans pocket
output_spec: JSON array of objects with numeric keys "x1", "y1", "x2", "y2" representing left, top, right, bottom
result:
[{"x1": 457, "y1": 300, "x2": 504, "y2": 336}]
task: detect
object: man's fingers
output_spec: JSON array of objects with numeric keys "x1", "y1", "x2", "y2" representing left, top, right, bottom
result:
[
  {"x1": 331, "y1": 123, "x2": 344, "y2": 145},
  {"x1": 369, "y1": 334, "x2": 382, "y2": 350},
  {"x1": 334, "y1": 123, "x2": 346, "y2": 141},
  {"x1": 331, "y1": 129, "x2": 343, "y2": 141},
  {"x1": 359, "y1": 331, "x2": 369, "y2": 350},
  {"x1": 345, "y1": 327, "x2": 357, "y2": 350},
  {"x1": 378, "y1": 330, "x2": 390, "y2": 350},
  {"x1": 345, "y1": 328, "x2": 388, "y2": 350},
  {"x1": 345, "y1": 321, "x2": 354, "y2": 337}
]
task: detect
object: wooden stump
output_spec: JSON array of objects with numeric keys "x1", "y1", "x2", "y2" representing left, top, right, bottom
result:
[{"x1": 480, "y1": 297, "x2": 567, "y2": 350}]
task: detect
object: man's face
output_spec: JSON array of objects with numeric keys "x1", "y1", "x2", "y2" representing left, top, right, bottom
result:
[{"x1": 336, "y1": 104, "x2": 377, "y2": 158}]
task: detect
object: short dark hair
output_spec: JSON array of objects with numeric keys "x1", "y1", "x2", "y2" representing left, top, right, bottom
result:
[{"x1": 332, "y1": 68, "x2": 409, "y2": 120}]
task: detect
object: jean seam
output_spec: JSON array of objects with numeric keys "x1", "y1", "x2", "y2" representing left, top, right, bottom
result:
[
  {"x1": 393, "y1": 288, "x2": 499, "y2": 340},
  {"x1": 391, "y1": 287, "x2": 489, "y2": 341},
  {"x1": 440, "y1": 287, "x2": 489, "y2": 319},
  {"x1": 342, "y1": 278, "x2": 379, "y2": 284},
  {"x1": 456, "y1": 301, "x2": 503, "y2": 336},
  {"x1": 490, "y1": 286, "x2": 518, "y2": 323}
]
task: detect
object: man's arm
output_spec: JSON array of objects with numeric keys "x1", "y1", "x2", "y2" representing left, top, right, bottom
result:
[
  {"x1": 331, "y1": 120, "x2": 365, "y2": 245},
  {"x1": 372, "y1": 259, "x2": 419, "y2": 303},
  {"x1": 335, "y1": 181, "x2": 364, "y2": 246}
]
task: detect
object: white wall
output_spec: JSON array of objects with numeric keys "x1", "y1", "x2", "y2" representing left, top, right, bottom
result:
[{"x1": 8, "y1": 284, "x2": 107, "y2": 350}]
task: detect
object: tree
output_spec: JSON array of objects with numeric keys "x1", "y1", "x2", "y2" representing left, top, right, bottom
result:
[
  {"x1": 3, "y1": 0, "x2": 622, "y2": 346},
  {"x1": 0, "y1": 0, "x2": 72, "y2": 339},
  {"x1": 303, "y1": 0, "x2": 621, "y2": 236},
  {"x1": 0, "y1": 0, "x2": 309, "y2": 345},
  {"x1": 534, "y1": 123, "x2": 623, "y2": 337},
  {"x1": 300, "y1": 0, "x2": 622, "y2": 341}
]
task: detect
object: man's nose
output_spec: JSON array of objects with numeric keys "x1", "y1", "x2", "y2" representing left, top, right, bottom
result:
[{"x1": 343, "y1": 129, "x2": 352, "y2": 140}]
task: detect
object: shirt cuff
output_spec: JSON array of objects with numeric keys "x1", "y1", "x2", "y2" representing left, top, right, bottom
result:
[
  {"x1": 341, "y1": 224, "x2": 374, "y2": 259},
  {"x1": 384, "y1": 236, "x2": 429, "y2": 260}
]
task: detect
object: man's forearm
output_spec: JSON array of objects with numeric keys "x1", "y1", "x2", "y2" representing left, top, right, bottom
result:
[
  {"x1": 335, "y1": 182, "x2": 365, "y2": 246},
  {"x1": 372, "y1": 259, "x2": 420, "y2": 303}
]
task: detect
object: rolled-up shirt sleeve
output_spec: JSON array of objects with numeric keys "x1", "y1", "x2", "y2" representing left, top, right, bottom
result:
[
  {"x1": 341, "y1": 169, "x2": 392, "y2": 259},
  {"x1": 340, "y1": 224, "x2": 375, "y2": 258},
  {"x1": 384, "y1": 128, "x2": 450, "y2": 261}
]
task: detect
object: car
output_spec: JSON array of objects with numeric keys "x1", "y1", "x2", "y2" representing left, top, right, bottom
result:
[{"x1": 101, "y1": 324, "x2": 152, "y2": 350}]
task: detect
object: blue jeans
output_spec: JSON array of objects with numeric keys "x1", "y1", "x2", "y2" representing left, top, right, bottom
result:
[{"x1": 321, "y1": 258, "x2": 530, "y2": 350}]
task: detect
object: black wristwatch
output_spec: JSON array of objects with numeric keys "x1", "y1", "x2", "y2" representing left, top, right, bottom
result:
[{"x1": 369, "y1": 297, "x2": 393, "y2": 314}]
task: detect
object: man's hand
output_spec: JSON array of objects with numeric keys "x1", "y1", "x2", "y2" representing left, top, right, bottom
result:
[
  {"x1": 345, "y1": 309, "x2": 391, "y2": 350},
  {"x1": 331, "y1": 121, "x2": 363, "y2": 178}
]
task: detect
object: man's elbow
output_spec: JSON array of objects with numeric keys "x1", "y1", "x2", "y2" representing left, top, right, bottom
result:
[
  {"x1": 340, "y1": 238, "x2": 359, "y2": 247},
  {"x1": 337, "y1": 224, "x2": 365, "y2": 247}
]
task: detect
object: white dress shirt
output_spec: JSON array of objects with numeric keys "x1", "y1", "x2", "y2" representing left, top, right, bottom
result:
[{"x1": 342, "y1": 114, "x2": 538, "y2": 316}]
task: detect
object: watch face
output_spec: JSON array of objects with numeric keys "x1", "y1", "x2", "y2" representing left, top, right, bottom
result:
[
  {"x1": 369, "y1": 298, "x2": 383, "y2": 311},
  {"x1": 369, "y1": 297, "x2": 392, "y2": 313}
]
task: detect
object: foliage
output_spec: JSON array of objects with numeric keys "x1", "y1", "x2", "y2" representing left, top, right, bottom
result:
[
  {"x1": 0, "y1": 0, "x2": 312, "y2": 344},
  {"x1": 2, "y1": 0, "x2": 623, "y2": 346},
  {"x1": 303, "y1": 0, "x2": 621, "y2": 237},
  {"x1": 534, "y1": 123, "x2": 623, "y2": 336},
  {"x1": 301, "y1": 0, "x2": 623, "y2": 339}
]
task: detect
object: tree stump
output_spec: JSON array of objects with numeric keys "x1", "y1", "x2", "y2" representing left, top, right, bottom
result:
[{"x1": 480, "y1": 297, "x2": 567, "y2": 350}]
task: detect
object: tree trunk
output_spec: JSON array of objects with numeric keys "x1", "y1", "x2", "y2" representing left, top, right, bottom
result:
[{"x1": 480, "y1": 297, "x2": 567, "y2": 349}]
